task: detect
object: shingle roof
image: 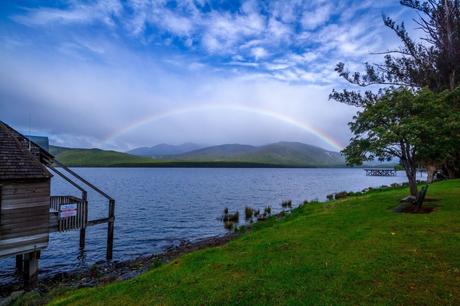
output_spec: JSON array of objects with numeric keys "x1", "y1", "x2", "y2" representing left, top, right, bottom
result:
[{"x1": 0, "y1": 122, "x2": 51, "y2": 181}]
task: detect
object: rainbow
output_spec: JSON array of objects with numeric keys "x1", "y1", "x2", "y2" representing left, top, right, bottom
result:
[{"x1": 102, "y1": 104, "x2": 344, "y2": 151}]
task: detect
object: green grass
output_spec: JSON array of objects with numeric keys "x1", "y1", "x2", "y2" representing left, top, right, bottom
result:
[{"x1": 48, "y1": 180, "x2": 460, "y2": 305}]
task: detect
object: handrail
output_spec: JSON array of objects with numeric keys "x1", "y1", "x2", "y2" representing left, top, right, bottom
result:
[
  {"x1": 52, "y1": 159, "x2": 114, "y2": 201},
  {"x1": 48, "y1": 166, "x2": 86, "y2": 193}
]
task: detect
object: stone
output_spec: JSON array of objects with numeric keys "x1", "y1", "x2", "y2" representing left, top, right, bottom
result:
[{"x1": 0, "y1": 290, "x2": 24, "y2": 306}]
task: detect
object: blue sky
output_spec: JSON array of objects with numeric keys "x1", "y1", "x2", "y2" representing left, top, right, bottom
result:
[{"x1": 0, "y1": 0, "x2": 413, "y2": 151}]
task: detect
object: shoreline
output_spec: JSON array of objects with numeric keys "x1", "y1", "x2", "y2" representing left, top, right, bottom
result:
[
  {"x1": 0, "y1": 233, "x2": 238, "y2": 298},
  {"x1": 54, "y1": 163, "x2": 351, "y2": 168},
  {"x1": 0, "y1": 180, "x2": 418, "y2": 300}
]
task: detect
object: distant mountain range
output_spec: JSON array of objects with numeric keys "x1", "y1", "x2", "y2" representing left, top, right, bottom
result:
[
  {"x1": 162, "y1": 142, "x2": 345, "y2": 167},
  {"x1": 127, "y1": 143, "x2": 206, "y2": 157},
  {"x1": 49, "y1": 142, "x2": 345, "y2": 167}
]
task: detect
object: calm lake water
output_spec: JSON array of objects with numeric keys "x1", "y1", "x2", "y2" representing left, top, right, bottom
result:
[{"x1": 0, "y1": 168, "x2": 424, "y2": 285}]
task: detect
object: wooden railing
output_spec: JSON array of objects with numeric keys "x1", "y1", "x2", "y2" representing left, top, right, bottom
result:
[{"x1": 50, "y1": 196, "x2": 88, "y2": 232}]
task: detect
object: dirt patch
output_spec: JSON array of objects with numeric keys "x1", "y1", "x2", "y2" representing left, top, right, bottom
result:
[
  {"x1": 394, "y1": 202, "x2": 436, "y2": 214},
  {"x1": 400, "y1": 206, "x2": 435, "y2": 214}
]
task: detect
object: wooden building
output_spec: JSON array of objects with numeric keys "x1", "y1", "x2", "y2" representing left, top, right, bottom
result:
[
  {"x1": 0, "y1": 123, "x2": 52, "y2": 286},
  {"x1": 0, "y1": 121, "x2": 115, "y2": 288}
]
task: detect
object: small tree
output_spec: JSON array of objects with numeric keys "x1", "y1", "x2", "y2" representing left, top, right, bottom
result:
[{"x1": 343, "y1": 88, "x2": 456, "y2": 196}]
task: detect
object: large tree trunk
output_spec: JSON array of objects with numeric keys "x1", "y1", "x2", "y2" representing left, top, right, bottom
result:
[
  {"x1": 407, "y1": 171, "x2": 418, "y2": 197},
  {"x1": 402, "y1": 159, "x2": 418, "y2": 196}
]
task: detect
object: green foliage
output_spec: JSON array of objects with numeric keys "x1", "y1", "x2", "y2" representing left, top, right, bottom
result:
[
  {"x1": 48, "y1": 180, "x2": 460, "y2": 305},
  {"x1": 331, "y1": 0, "x2": 460, "y2": 107},
  {"x1": 343, "y1": 87, "x2": 460, "y2": 167},
  {"x1": 342, "y1": 87, "x2": 460, "y2": 194}
]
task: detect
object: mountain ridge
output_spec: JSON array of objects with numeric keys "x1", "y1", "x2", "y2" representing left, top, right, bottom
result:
[
  {"x1": 51, "y1": 141, "x2": 345, "y2": 167},
  {"x1": 168, "y1": 142, "x2": 344, "y2": 167},
  {"x1": 127, "y1": 143, "x2": 206, "y2": 157}
]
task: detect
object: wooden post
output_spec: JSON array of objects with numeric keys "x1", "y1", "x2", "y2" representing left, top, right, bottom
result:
[
  {"x1": 79, "y1": 191, "x2": 88, "y2": 249},
  {"x1": 106, "y1": 199, "x2": 115, "y2": 260},
  {"x1": 16, "y1": 254, "x2": 23, "y2": 272},
  {"x1": 23, "y1": 251, "x2": 39, "y2": 290}
]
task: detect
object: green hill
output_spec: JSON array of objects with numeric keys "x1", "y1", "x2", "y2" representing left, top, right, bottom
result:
[
  {"x1": 49, "y1": 146, "x2": 158, "y2": 167},
  {"x1": 47, "y1": 180, "x2": 460, "y2": 305}
]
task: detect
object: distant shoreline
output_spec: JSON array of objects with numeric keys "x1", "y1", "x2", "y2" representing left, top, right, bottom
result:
[{"x1": 54, "y1": 161, "x2": 351, "y2": 168}]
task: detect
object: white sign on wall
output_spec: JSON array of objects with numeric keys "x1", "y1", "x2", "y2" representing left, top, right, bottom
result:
[{"x1": 60, "y1": 203, "x2": 77, "y2": 218}]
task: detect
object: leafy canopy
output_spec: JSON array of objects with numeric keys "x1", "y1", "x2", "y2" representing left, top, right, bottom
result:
[{"x1": 343, "y1": 87, "x2": 460, "y2": 167}]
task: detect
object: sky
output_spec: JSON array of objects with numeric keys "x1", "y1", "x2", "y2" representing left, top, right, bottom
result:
[{"x1": 0, "y1": 0, "x2": 415, "y2": 152}]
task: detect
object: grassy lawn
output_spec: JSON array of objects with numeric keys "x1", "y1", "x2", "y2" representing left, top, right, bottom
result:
[{"x1": 49, "y1": 180, "x2": 460, "y2": 305}]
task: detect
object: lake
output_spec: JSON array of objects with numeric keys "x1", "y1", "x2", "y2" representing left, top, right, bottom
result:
[{"x1": 0, "y1": 167, "x2": 423, "y2": 284}]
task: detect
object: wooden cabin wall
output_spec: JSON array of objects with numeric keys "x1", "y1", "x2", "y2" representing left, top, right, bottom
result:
[{"x1": 0, "y1": 179, "x2": 50, "y2": 258}]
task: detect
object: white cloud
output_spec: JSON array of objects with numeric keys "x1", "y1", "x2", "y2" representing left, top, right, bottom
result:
[
  {"x1": 7, "y1": 0, "x2": 407, "y2": 84},
  {"x1": 251, "y1": 47, "x2": 268, "y2": 60},
  {"x1": 301, "y1": 3, "x2": 332, "y2": 30},
  {"x1": 13, "y1": 0, "x2": 122, "y2": 26}
]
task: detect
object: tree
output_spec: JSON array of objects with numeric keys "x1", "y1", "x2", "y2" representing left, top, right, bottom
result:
[
  {"x1": 343, "y1": 88, "x2": 458, "y2": 196},
  {"x1": 331, "y1": 0, "x2": 460, "y2": 177}
]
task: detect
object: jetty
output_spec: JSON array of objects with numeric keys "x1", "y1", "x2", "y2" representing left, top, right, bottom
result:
[
  {"x1": 364, "y1": 168, "x2": 397, "y2": 176},
  {"x1": 0, "y1": 121, "x2": 115, "y2": 289}
]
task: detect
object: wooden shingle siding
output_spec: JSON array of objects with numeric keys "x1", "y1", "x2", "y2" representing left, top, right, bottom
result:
[{"x1": 0, "y1": 180, "x2": 50, "y2": 258}]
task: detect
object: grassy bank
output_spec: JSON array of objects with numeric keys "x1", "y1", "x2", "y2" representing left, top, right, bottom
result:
[{"x1": 45, "y1": 180, "x2": 460, "y2": 305}]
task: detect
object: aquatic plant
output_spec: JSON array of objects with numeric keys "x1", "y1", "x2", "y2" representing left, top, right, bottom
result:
[
  {"x1": 264, "y1": 206, "x2": 272, "y2": 215},
  {"x1": 222, "y1": 211, "x2": 239, "y2": 223},
  {"x1": 281, "y1": 200, "x2": 292, "y2": 209},
  {"x1": 244, "y1": 207, "x2": 254, "y2": 220},
  {"x1": 224, "y1": 221, "x2": 235, "y2": 230}
]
